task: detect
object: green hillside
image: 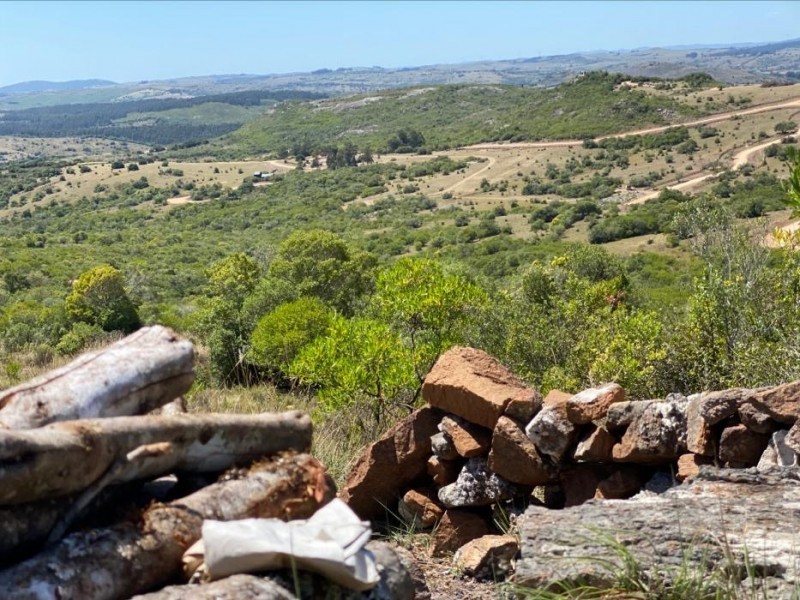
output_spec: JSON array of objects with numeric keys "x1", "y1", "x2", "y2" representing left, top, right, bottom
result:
[{"x1": 225, "y1": 72, "x2": 699, "y2": 156}]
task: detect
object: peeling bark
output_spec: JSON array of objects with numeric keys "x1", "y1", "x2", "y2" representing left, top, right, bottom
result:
[
  {"x1": 0, "y1": 453, "x2": 335, "y2": 600},
  {"x1": 0, "y1": 326, "x2": 194, "y2": 430},
  {"x1": 0, "y1": 411, "x2": 313, "y2": 505}
]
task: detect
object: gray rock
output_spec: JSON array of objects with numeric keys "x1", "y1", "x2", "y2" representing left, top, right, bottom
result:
[
  {"x1": 757, "y1": 430, "x2": 798, "y2": 470},
  {"x1": 515, "y1": 468, "x2": 800, "y2": 598},
  {"x1": 525, "y1": 404, "x2": 576, "y2": 461},
  {"x1": 431, "y1": 431, "x2": 459, "y2": 461},
  {"x1": 605, "y1": 400, "x2": 657, "y2": 432},
  {"x1": 438, "y1": 457, "x2": 516, "y2": 508},
  {"x1": 612, "y1": 398, "x2": 688, "y2": 463}
]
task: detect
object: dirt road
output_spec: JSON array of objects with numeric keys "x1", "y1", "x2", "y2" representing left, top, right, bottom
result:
[
  {"x1": 625, "y1": 124, "x2": 798, "y2": 207},
  {"x1": 464, "y1": 96, "x2": 800, "y2": 151}
]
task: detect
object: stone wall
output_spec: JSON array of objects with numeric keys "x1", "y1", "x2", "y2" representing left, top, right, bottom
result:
[{"x1": 340, "y1": 346, "x2": 800, "y2": 583}]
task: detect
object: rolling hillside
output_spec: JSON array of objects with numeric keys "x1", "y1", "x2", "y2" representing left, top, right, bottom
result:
[{"x1": 224, "y1": 72, "x2": 702, "y2": 156}]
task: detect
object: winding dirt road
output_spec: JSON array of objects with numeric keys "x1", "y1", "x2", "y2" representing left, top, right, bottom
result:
[
  {"x1": 625, "y1": 123, "x2": 798, "y2": 206},
  {"x1": 464, "y1": 96, "x2": 800, "y2": 151}
]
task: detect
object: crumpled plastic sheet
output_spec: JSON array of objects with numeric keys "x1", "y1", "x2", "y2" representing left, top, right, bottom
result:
[{"x1": 183, "y1": 498, "x2": 379, "y2": 591}]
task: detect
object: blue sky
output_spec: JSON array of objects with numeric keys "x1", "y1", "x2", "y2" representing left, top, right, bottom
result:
[{"x1": 1, "y1": 1, "x2": 798, "y2": 87}]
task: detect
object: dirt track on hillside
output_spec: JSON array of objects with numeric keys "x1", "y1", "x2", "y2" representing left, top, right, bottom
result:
[
  {"x1": 625, "y1": 122, "x2": 798, "y2": 207},
  {"x1": 464, "y1": 96, "x2": 800, "y2": 151}
]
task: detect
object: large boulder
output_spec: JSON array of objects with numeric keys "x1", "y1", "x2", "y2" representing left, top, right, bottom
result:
[
  {"x1": 515, "y1": 468, "x2": 800, "y2": 597},
  {"x1": 422, "y1": 347, "x2": 539, "y2": 430},
  {"x1": 340, "y1": 407, "x2": 441, "y2": 520}
]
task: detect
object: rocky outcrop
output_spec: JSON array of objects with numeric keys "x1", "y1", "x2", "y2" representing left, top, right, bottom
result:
[{"x1": 515, "y1": 468, "x2": 800, "y2": 598}]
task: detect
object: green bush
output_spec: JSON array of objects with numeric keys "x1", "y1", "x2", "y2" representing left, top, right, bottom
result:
[{"x1": 248, "y1": 298, "x2": 332, "y2": 376}]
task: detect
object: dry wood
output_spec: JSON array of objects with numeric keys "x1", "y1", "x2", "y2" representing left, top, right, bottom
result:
[
  {"x1": 0, "y1": 453, "x2": 335, "y2": 600},
  {"x1": 0, "y1": 411, "x2": 313, "y2": 505},
  {"x1": 0, "y1": 326, "x2": 194, "y2": 430}
]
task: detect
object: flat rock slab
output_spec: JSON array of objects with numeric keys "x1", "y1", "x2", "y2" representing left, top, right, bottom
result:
[
  {"x1": 515, "y1": 468, "x2": 800, "y2": 597},
  {"x1": 423, "y1": 347, "x2": 538, "y2": 430}
]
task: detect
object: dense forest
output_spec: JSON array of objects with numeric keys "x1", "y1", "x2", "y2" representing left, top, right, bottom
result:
[{"x1": 0, "y1": 89, "x2": 326, "y2": 145}]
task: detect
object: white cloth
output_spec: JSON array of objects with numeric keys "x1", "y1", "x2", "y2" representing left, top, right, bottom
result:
[{"x1": 184, "y1": 499, "x2": 379, "y2": 591}]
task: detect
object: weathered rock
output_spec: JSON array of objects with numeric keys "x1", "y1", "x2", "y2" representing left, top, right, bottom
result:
[
  {"x1": 751, "y1": 380, "x2": 800, "y2": 424},
  {"x1": 427, "y1": 456, "x2": 462, "y2": 487},
  {"x1": 515, "y1": 468, "x2": 800, "y2": 597},
  {"x1": 718, "y1": 424, "x2": 770, "y2": 467},
  {"x1": 686, "y1": 393, "x2": 715, "y2": 457},
  {"x1": 430, "y1": 431, "x2": 459, "y2": 461},
  {"x1": 757, "y1": 431, "x2": 798, "y2": 470},
  {"x1": 423, "y1": 347, "x2": 537, "y2": 430},
  {"x1": 340, "y1": 407, "x2": 441, "y2": 521},
  {"x1": 696, "y1": 389, "x2": 746, "y2": 424},
  {"x1": 525, "y1": 397, "x2": 576, "y2": 462},
  {"x1": 785, "y1": 421, "x2": 800, "y2": 455},
  {"x1": 605, "y1": 400, "x2": 657, "y2": 432},
  {"x1": 560, "y1": 465, "x2": 612, "y2": 508},
  {"x1": 542, "y1": 390, "x2": 571, "y2": 406},
  {"x1": 676, "y1": 453, "x2": 713, "y2": 482},
  {"x1": 429, "y1": 510, "x2": 491, "y2": 557},
  {"x1": 453, "y1": 535, "x2": 519, "y2": 579},
  {"x1": 738, "y1": 401, "x2": 776, "y2": 434},
  {"x1": 438, "y1": 458, "x2": 516, "y2": 508},
  {"x1": 612, "y1": 399, "x2": 687, "y2": 463},
  {"x1": 488, "y1": 416, "x2": 555, "y2": 486},
  {"x1": 573, "y1": 426, "x2": 616, "y2": 462},
  {"x1": 594, "y1": 467, "x2": 646, "y2": 500},
  {"x1": 566, "y1": 383, "x2": 626, "y2": 425},
  {"x1": 440, "y1": 415, "x2": 492, "y2": 458},
  {"x1": 398, "y1": 489, "x2": 443, "y2": 529},
  {"x1": 504, "y1": 389, "x2": 542, "y2": 424},
  {"x1": 131, "y1": 575, "x2": 295, "y2": 599}
]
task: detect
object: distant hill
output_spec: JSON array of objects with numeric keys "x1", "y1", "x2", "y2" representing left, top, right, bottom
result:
[
  {"x1": 224, "y1": 72, "x2": 701, "y2": 156},
  {"x1": 0, "y1": 79, "x2": 116, "y2": 94},
  {"x1": 1, "y1": 36, "x2": 799, "y2": 112}
]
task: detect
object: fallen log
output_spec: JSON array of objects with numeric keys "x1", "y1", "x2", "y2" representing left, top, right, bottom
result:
[
  {"x1": 0, "y1": 411, "x2": 313, "y2": 505},
  {"x1": 0, "y1": 325, "x2": 194, "y2": 430},
  {"x1": 0, "y1": 452, "x2": 335, "y2": 600}
]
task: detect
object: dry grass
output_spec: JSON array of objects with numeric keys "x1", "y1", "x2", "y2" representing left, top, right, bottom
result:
[
  {"x1": 4, "y1": 158, "x2": 294, "y2": 216},
  {"x1": 186, "y1": 384, "x2": 388, "y2": 487}
]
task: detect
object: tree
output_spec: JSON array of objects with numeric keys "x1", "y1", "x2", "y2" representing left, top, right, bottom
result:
[
  {"x1": 248, "y1": 298, "x2": 332, "y2": 378},
  {"x1": 775, "y1": 121, "x2": 798, "y2": 135},
  {"x1": 267, "y1": 230, "x2": 376, "y2": 315},
  {"x1": 64, "y1": 265, "x2": 140, "y2": 333},
  {"x1": 194, "y1": 253, "x2": 261, "y2": 385},
  {"x1": 290, "y1": 258, "x2": 487, "y2": 427},
  {"x1": 290, "y1": 316, "x2": 416, "y2": 428}
]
